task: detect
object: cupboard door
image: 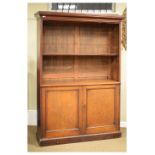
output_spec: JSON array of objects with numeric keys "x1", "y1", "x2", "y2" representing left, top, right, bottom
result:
[
  {"x1": 41, "y1": 87, "x2": 82, "y2": 138},
  {"x1": 84, "y1": 85, "x2": 120, "y2": 134}
]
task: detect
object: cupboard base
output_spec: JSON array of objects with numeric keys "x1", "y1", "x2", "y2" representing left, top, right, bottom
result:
[{"x1": 36, "y1": 131, "x2": 121, "y2": 146}]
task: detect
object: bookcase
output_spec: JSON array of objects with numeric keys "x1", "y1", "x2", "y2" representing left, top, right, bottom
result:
[{"x1": 35, "y1": 11, "x2": 123, "y2": 146}]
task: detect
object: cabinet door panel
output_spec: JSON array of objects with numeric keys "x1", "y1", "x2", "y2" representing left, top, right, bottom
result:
[
  {"x1": 41, "y1": 87, "x2": 82, "y2": 138},
  {"x1": 85, "y1": 85, "x2": 120, "y2": 134}
]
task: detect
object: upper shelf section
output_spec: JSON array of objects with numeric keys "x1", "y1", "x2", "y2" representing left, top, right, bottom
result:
[
  {"x1": 42, "y1": 22, "x2": 119, "y2": 56},
  {"x1": 35, "y1": 12, "x2": 122, "y2": 56},
  {"x1": 35, "y1": 11, "x2": 123, "y2": 24}
]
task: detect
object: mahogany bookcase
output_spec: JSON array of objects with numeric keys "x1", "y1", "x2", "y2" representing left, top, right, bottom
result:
[{"x1": 35, "y1": 11, "x2": 123, "y2": 146}]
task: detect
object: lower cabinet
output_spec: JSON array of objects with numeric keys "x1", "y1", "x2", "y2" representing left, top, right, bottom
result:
[{"x1": 38, "y1": 84, "x2": 120, "y2": 145}]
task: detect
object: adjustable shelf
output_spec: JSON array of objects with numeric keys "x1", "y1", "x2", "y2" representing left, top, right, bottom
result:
[{"x1": 43, "y1": 53, "x2": 118, "y2": 56}]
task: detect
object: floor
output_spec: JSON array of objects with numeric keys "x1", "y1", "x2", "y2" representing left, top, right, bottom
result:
[{"x1": 28, "y1": 126, "x2": 126, "y2": 152}]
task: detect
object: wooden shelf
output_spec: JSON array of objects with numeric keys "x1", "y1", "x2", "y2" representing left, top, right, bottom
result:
[
  {"x1": 41, "y1": 79, "x2": 120, "y2": 87},
  {"x1": 43, "y1": 53, "x2": 118, "y2": 56}
]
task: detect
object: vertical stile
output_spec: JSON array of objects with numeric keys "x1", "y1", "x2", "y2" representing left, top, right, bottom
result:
[{"x1": 74, "y1": 26, "x2": 80, "y2": 79}]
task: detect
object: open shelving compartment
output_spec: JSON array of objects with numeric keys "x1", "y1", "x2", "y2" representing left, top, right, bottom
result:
[{"x1": 41, "y1": 20, "x2": 120, "y2": 86}]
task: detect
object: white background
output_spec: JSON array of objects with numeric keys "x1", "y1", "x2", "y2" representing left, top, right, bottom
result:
[{"x1": 0, "y1": 0, "x2": 155, "y2": 154}]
